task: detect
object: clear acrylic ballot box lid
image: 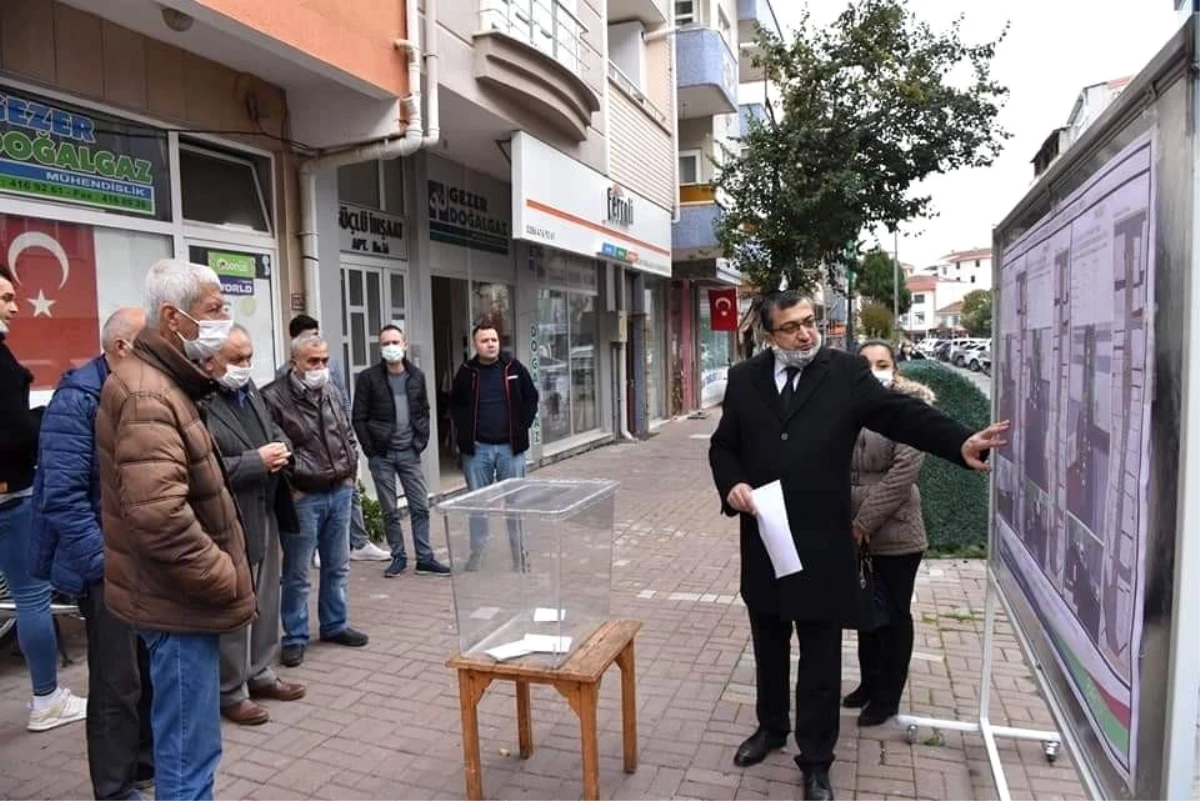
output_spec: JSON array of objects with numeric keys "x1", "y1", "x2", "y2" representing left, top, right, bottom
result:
[{"x1": 437, "y1": 478, "x2": 619, "y2": 667}]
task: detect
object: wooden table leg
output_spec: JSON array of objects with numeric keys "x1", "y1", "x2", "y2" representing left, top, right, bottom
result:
[
  {"x1": 555, "y1": 680, "x2": 601, "y2": 801},
  {"x1": 616, "y1": 640, "x2": 638, "y2": 773},
  {"x1": 516, "y1": 679, "x2": 533, "y2": 758},
  {"x1": 457, "y1": 669, "x2": 492, "y2": 801}
]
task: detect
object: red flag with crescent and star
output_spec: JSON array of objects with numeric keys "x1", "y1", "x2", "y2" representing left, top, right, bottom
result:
[
  {"x1": 708, "y1": 287, "x2": 738, "y2": 331},
  {"x1": 0, "y1": 214, "x2": 100, "y2": 391}
]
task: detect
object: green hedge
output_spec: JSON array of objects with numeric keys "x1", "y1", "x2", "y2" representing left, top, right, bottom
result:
[{"x1": 898, "y1": 361, "x2": 990, "y2": 556}]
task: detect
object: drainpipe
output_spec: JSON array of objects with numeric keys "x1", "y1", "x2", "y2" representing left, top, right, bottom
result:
[
  {"x1": 297, "y1": 0, "x2": 441, "y2": 313},
  {"x1": 645, "y1": 26, "x2": 682, "y2": 224}
]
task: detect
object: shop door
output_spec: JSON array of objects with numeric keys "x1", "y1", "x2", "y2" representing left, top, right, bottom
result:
[
  {"x1": 187, "y1": 242, "x2": 279, "y2": 385},
  {"x1": 341, "y1": 262, "x2": 407, "y2": 393}
]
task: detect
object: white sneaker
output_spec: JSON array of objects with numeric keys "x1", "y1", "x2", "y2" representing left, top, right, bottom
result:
[
  {"x1": 27, "y1": 687, "x2": 87, "y2": 732},
  {"x1": 350, "y1": 541, "x2": 391, "y2": 562}
]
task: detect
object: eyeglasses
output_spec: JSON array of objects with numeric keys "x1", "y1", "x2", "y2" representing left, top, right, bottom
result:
[{"x1": 772, "y1": 319, "x2": 817, "y2": 335}]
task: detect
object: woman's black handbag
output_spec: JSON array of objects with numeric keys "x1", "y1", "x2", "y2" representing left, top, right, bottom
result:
[{"x1": 856, "y1": 547, "x2": 891, "y2": 632}]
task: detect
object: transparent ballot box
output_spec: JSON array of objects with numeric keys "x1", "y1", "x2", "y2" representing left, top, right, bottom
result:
[{"x1": 437, "y1": 478, "x2": 618, "y2": 667}]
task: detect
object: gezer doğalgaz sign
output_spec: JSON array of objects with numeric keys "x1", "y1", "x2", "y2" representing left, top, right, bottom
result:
[{"x1": 0, "y1": 87, "x2": 170, "y2": 220}]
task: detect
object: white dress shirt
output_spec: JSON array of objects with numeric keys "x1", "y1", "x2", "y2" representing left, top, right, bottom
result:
[{"x1": 774, "y1": 360, "x2": 803, "y2": 393}]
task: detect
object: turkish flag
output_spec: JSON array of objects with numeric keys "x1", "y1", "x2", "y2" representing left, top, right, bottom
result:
[
  {"x1": 1, "y1": 215, "x2": 99, "y2": 391},
  {"x1": 709, "y1": 287, "x2": 738, "y2": 331}
]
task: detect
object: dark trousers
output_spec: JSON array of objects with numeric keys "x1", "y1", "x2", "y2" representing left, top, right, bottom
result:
[
  {"x1": 857, "y1": 552, "x2": 923, "y2": 711},
  {"x1": 749, "y1": 611, "x2": 841, "y2": 769},
  {"x1": 78, "y1": 580, "x2": 154, "y2": 800}
]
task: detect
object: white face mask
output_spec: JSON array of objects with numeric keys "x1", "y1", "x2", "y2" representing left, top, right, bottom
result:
[
  {"x1": 0, "y1": 319, "x2": 8, "y2": 335},
  {"x1": 381, "y1": 344, "x2": 405, "y2": 363},
  {"x1": 872, "y1": 368, "x2": 895, "y2": 388},
  {"x1": 302, "y1": 367, "x2": 330, "y2": 390},
  {"x1": 177, "y1": 309, "x2": 232, "y2": 362},
  {"x1": 219, "y1": 363, "x2": 253, "y2": 391},
  {"x1": 772, "y1": 331, "x2": 823, "y2": 369}
]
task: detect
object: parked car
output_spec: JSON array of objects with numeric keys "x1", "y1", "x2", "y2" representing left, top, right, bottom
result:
[
  {"x1": 980, "y1": 354, "x2": 991, "y2": 376},
  {"x1": 967, "y1": 344, "x2": 990, "y2": 372},
  {"x1": 952, "y1": 340, "x2": 988, "y2": 367},
  {"x1": 934, "y1": 340, "x2": 953, "y2": 362}
]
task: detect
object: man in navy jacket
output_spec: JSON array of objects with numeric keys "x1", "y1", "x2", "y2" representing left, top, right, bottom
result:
[{"x1": 29, "y1": 307, "x2": 153, "y2": 800}]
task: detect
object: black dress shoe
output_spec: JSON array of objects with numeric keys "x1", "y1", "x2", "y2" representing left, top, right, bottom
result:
[
  {"x1": 733, "y1": 728, "x2": 787, "y2": 767},
  {"x1": 320, "y1": 627, "x2": 369, "y2": 647},
  {"x1": 280, "y1": 644, "x2": 305, "y2": 667},
  {"x1": 842, "y1": 684, "x2": 869, "y2": 709},
  {"x1": 857, "y1": 703, "x2": 898, "y2": 727},
  {"x1": 802, "y1": 768, "x2": 834, "y2": 800}
]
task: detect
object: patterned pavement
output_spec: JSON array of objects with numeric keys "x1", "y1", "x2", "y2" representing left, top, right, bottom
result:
[{"x1": 0, "y1": 414, "x2": 1086, "y2": 800}]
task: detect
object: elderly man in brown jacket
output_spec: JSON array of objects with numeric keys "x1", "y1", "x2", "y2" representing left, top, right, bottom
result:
[{"x1": 97, "y1": 258, "x2": 253, "y2": 801}]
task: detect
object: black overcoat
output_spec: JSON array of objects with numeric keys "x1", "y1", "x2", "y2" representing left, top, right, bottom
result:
[
  {"x1": 709, "y1": 347, "x2": 975, "y2": 626},
  {"x1": 207, "y1": 381, "x2": 298, "y2": 566}
]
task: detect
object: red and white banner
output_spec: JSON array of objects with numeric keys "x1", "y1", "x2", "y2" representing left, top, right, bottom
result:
[
  {"x1": 708, "y1": 287, "x2": 738, "y2": 331},
  {"x1": 1, "y1": 215, "x2": 99, "y2": 390}
]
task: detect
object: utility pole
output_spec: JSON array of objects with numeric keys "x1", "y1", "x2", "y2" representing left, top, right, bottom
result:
[
  {"x1": 843, "y1": 241, "x2": 857, "y2": 350},
  {"x1": 893, "y1": 230, "x2": 901, "y2": 342}
]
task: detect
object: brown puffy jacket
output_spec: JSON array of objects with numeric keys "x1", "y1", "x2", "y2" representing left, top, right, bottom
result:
[
  {"x1": 96, "y1": 330, "x2": 255, "y2": 634},
  {"x1": 850, "y1": 376, "x2": 934, "y2": 557}
]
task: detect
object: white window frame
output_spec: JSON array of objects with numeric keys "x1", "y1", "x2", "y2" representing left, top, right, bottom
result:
[
  {"x1": 717, "y1": 6, "x2": 732, "y2": 49},
  {"x1": 674, "y1": 0, "x2": 696, "y2": 25},
  {"x1": 678, "y1": 150, "x2": 703, "y2": 186},
  {"x1": 177, "y1": 141, "x2": 273, "y2": 238}
]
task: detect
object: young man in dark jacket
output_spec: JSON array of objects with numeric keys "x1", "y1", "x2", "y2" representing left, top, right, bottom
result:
[
  {"x1": 449, "y1": 323, "x2": 539, "y2": 570},
  {"x1": 29, "y1": 307, "x2": 153, "y2": 798},
  {"x1": 0, "y1": 264, "x2": 87, "y2": 734},
  {"x1": 261, "y1": 332, "x2": 369, "y2": 668},
  {"x1": 353, "y1": 325, "x2": 449, "y2": 578}
]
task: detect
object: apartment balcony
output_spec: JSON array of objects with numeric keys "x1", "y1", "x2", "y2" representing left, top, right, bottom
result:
[
  {"x1": 673, "y1": 188, "x2": 722, "y2": 258},
  {"x1": 676, "y1": 27, "x2": 737, "y2": 119},
  {"x1": 606, "y1": 0, "x2": 668, "y2": 26},
  {"x1": 475, "y1": 0, "x2": 601, "y2": 140},
  {"x1": 737, "y1": 0, "x2": 782, "y2": 82}
]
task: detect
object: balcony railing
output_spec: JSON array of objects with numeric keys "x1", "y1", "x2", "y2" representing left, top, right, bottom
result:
[
  {"x1": 479, "y1": 0, "x2": 585, "y2": 76},
  {"x1": 607, "y1": 62, "x2": 670, "y2": 129}
]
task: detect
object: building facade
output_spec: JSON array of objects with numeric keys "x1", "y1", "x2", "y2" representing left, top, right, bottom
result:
[
  {"x1": 301, "y1": 0, "x2": 679, "y2": 493},
  {"x1": 0, "y1": 0, "x2": 412, "y2": 405},
  {"x1": 667, "y1": 0, "x2": 778, "y2": 414},
  {"x1": 2, "y1": 0, "x2": 679, "y2": 495}
]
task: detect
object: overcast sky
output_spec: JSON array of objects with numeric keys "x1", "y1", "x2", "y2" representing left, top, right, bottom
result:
[{"x1": 770, "y1": 1, "x2": 1183, "y2": 269}]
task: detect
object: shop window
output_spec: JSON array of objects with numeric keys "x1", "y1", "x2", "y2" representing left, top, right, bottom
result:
[
  {"x1": 179, "y1": 144, "x2": 271, "y2": 233},
  {"x1": 536, "y1": 286, "x2": 599, "y2": 445}
]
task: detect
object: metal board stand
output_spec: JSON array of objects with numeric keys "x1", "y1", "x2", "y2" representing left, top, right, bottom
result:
[{"x1": 894, "y1": 571, "x2": 1064, "y2": 801}]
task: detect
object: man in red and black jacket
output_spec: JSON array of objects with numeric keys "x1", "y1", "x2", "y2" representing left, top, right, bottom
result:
[{"x1": 449, "y1": 322, "x2": 539, "y2": 571}]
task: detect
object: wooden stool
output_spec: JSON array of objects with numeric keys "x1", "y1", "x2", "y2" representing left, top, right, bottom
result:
[{"x1": 447, "y1": 619, "x2": 641, "y2": 800}]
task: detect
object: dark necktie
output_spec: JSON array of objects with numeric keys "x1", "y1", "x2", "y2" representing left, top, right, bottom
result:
[{"x1": 780, "y1": 366, "x2": 801, "y2": 410}]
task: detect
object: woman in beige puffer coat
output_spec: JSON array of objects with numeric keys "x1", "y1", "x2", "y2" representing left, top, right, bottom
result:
[{"x1": 843, "y1": 340, "x2": 933, "y2": 727}]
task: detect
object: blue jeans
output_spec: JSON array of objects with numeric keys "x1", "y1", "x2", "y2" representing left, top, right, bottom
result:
[
  {"x1": 139, "y1": 630, "x2": 221, "y2": 801},
  {"x1": 0, "y1": 497, "x2": 58, "y2": 695},
  {"x1": 281, "y1": 485, "x2": 352, "y2": 646},
  {"x1": 463, "y1": 443, "x2": 526, "y2": 560},
  {"x1": 368, "y1": 449, "x2": 432, "y2": 563}
]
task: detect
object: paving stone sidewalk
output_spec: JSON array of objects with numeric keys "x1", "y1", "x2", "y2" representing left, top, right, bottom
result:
[{"x1": 0, "y1": 415, "x2": 1086, "y2": 800}]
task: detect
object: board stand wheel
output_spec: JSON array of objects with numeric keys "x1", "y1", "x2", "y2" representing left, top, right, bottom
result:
[
  {"x1": 905, "y1": 724, "x2": 919, "y2": 745},
  {"x1": 1044, "y1": 740, "x2": 1060, "y2": 764}
]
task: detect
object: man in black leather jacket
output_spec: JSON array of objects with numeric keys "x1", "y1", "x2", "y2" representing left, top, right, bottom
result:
[{"x1": 261, "y1": 332, "x2": 369, "y2": 668}]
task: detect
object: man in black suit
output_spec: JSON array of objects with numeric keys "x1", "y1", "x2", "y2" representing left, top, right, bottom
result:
[
  {"x1": 206, "y1": 324, "x2": 306, "y2": 725},
  {"x1": 709, "y1": 291, "x2": 1007, "y2": 800}
]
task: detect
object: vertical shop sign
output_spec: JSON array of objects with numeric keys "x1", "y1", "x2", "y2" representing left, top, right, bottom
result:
[
  {"x1": 0, "y1": 215, "x2": 99, "y2": 389},
  {"x1": 529, "y1": 322, "x2": 542, "y2": 446},
  {"x1": 0, "y1": 86, "x2": 171, "y2": 220}
]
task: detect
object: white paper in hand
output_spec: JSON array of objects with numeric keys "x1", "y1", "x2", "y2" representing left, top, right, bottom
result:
[{"x1": 751, "y1": 480, "x2": 803, "y2": 578}]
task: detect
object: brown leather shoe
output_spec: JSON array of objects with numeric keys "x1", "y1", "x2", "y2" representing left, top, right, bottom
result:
[
  {"x1": 220, "y1": 699, "x2": 269, "y2": 726},
  {"x1": 249, "y1": 678, "x2": 307, "y2": 702}
]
